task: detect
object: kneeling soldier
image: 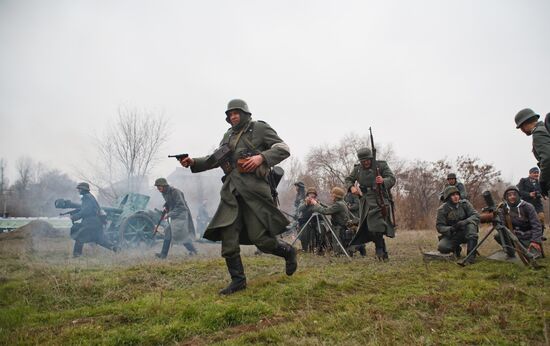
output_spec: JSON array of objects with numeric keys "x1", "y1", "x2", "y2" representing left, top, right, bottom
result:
[
  {"x1": 495, "y1": 186, "x2": 543, "y2": 258},
  {"x1": 436, "y1": 186, "x2": 480, "y2": 264}
]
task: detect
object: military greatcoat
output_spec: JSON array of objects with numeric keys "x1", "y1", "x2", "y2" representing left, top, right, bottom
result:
[
  {"x1": 191, "y1": 120, "x2": 290, "y2": 246},
  {"x1": 344, "y1": 160, "x2": 396, "y2": 237}
]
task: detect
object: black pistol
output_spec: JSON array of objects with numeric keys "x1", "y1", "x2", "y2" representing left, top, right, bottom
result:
[{"x1": 168, "y1": 153, "x2": 189, "y2": 160}]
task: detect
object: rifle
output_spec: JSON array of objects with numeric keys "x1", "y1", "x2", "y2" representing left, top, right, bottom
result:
[
  {"x1": 168, "y1": 153, "x2": 189, "y2": 160},
  {"x1": 152, "y1": 209, "x2": 168, "y2": 237},
  {"x1": 369, "y1": 127, "x2": 395, "y2": 226}
]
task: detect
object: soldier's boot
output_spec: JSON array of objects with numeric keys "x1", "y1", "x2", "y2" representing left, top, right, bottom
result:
[
  {"x1": 155, "y1": 239, "x2": 171, "y2": 259},
  {"x1": 357, "y1": 244, "x2": 367, "y2": 257},
  {"x1": 454, "y1": 245, "x2": 462, "y2": 258},
  {"x1": 272, "y1": 241, "x2": 298, "y2": 276},
  {"x1": 183, "y1": 242, "x2": 198, "y2": 256},
  {"x1": 375, "y1": 237, "x2": 389, "y2": 262},
  {"x1": 463, "y1": 239, "x2": 478, "y2": 265},
  {"x1": 219, "y1": 256, "x2": 247, "y2": 295},
  {"x1": 73, "y1": 241, "x2": 84, "y2": 258}
]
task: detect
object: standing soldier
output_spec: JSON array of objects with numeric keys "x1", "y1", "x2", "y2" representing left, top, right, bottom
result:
[
  {"x1": 443, "y1": 173, "x2": 468, "y2": 200},
  {"x1": 345, "y1": 147, "x2": 396, "y2": 261},
  {"x1": 70, "y1": 182, "x2": 119, "y2": 257},
  {"x1": 436, "y1": 186, "x2": 480, "y2": 264},
  {"x1": 296, "y1": 187, "x2": 320, "y2": 252},
  {"x1": 293, "y1": 181, "x2": 306, "y2": 212},
  {"x1": 495, "y1": 186, "x2": 543, "y2": 258},
  {"x1": 515, "y1": 108, "x2": 550, "y2": 196},
  {"x1": 309, "y1": 187, "x2": 350, "y2": 254},
  {"x1": 179, "y1": 99, "x2": 296, "y2": 295},
  {"x1": 517, "y1": 167, "x2": 545, "y2": 234},
  {"x1": 154, "y1": 178, "x2": 197, "y2": 259}
]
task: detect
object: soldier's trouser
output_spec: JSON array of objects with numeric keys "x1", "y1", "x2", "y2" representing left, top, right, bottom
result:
[
  {"x1": 220, "y1": 196, "x2": 278, "y2": 259},
  {"x1": 361, "y1": 231, "x2": 386, "y2": 256},
  {"x1": 298, "y1": 224, "x2": 313, "y2": 252},
  {"x1": 538, "y1": 212, "x2": 545, "y2": 234},
  {"x1": 73, "y1": 234, "x2": 116, "y2": 257},
  {"x1": 494, "y1": 231, "x2": 530, "y2": 257},
  {"x1": 438, "y1": 224, "x2": 478, "y2": 254}
]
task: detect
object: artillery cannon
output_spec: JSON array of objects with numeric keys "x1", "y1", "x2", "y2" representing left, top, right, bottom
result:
[{"x1": 55, "y1": 193, "x2": 165, "y2": 247}]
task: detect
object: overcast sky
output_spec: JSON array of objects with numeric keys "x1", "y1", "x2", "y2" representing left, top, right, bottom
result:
[{"x1": 1, "y1": 0, "x2": 549, "y2": 185}]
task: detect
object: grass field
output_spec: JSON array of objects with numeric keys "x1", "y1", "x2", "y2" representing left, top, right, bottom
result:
[{"x1": 0, "y1": 223, "x2": 548, "y2": 345}]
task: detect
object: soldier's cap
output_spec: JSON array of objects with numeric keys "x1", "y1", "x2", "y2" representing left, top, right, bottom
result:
[
  {"x1": 225, "y1": 99, "x2": 251, "y2": 116},
  {"x1": 515, "y1": 108, "x2": 539, "y2": 128},
  {"x1": 154, "y1": 178, "x2": 169, "y2": 186},
  {"x1": 503, "y1": 186, "x2": 520, "y2": 199},
  {"x1": 447, "y1": 173, "x2": 457, "y2": 180},
  {"x1": 294, "y1": 181, "x2": 305, "y2": 188},
  {"x1": 357, "y1": 147, "x2": 373, "y2": 161},
  {"x1": 529, "y1": 167, "x2": 540, "y2": 174},
  {"x1": 443, "y1": 186, "x2": 460, "y2": 200},
  {"x1": 331, "y1": 187, "x2": 345, "y2": 199},
  {"x1": 306, "y1": 187, "x2": 318, "y2": 196},
  {"x1": 76, "y1": 182, "x2": 90, "y2": 191}
]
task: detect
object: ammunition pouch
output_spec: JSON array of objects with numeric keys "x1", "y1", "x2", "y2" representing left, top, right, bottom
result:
[
  {"x1": 207, "y1": 144, "x2": 233, "y2": 175},
  {"x1": 360, "y1": 185, "x2": 369, "y2": 194}
]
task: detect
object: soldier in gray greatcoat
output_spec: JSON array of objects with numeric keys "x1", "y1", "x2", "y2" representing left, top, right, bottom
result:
[
  {"x1": 179, "y1": 99, "x2": 296, "y2": 295},
  {"x1": 154, "y1": 178, "x2": 197, "y2": 259},
  {"x1": 70, "y1": 182, "x2": 119, "y2": 257},
  {"x1": 345, "y1": 147, "x2": 396, "y2": 261},
  {"x1": 515, "y1": 108, "x2": 550, "y2": 196},
  {"x1": 436, "y1": 186, "x2": 480, "y2": 264},
  {"x1": 293, "y1": 181, "x2": 306, "y2": 213}
]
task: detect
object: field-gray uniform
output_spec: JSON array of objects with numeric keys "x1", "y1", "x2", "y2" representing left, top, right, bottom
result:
[
  {"x1": 495, "y1": 186, "x2": 543, "y2": 258},
  {"x1": 440, "y1": 173, "x2": 468, "y2": 201},
  {"x1": 154, "y1": 178, "x2": 197, "y2": 259},
  {"x1": 436, "y1": 186, "x2": 480, "y2": 263},
  {"x1": 188, "y1": 99, "x2": 297, "y2": 295},
  {"x1": 70, "y1": 182, "x2": 119, "y2": 257},
  {"x1": 515, "y1": 108, "x2": 550, "y2": 195},
  {"x1": 345, "y1": 147, "x2": 395, "y2": 260}
]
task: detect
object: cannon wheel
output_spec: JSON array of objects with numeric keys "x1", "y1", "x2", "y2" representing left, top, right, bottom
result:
[{"x1": 119, "y1": 213, "x2": 155, "y2": 247}]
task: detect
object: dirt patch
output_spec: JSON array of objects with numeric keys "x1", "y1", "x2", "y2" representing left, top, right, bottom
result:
[{"x1": 0, "y1": 220, "x2": 66, "y2": 256}]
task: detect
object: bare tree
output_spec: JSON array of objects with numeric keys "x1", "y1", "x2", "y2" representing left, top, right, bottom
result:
[
  {"x1": 78, "y1": 106, "x2": 170, "y2": 204},
  {"x1": 0, "y1": 158, "x2": 7, "y2": 195},
  {"x1": 14, "y1": 156, "x2": 35, "y2": 194}
]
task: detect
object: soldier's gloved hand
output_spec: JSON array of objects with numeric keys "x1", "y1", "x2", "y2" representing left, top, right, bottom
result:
[
  {"x1": 70, "y1": 214, "x2": 77, "y2": 222},
  {"x1": 455, "y1": 220, "x2": 468, "y2": 229}
]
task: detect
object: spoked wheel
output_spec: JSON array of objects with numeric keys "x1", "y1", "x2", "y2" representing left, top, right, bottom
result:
[{"x1": 119, "y1": 213, "x2": 155, "y2": 248}]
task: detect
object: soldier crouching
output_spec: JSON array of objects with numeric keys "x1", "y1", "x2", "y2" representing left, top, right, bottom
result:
[
  {"x1": 495, "y1": 186, "x2": 543, "y2": 258},
  {"x1": 179, "y1": 99, "x2": 297, "y2": 295},
  {"x1": 436, "y1": 186, "x2": 480, "y2": 264}
]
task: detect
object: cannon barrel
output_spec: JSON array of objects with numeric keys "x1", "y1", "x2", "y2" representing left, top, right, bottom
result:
[{"x1": 54, "y1": 199, "x2": 122, "y2": 214}]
